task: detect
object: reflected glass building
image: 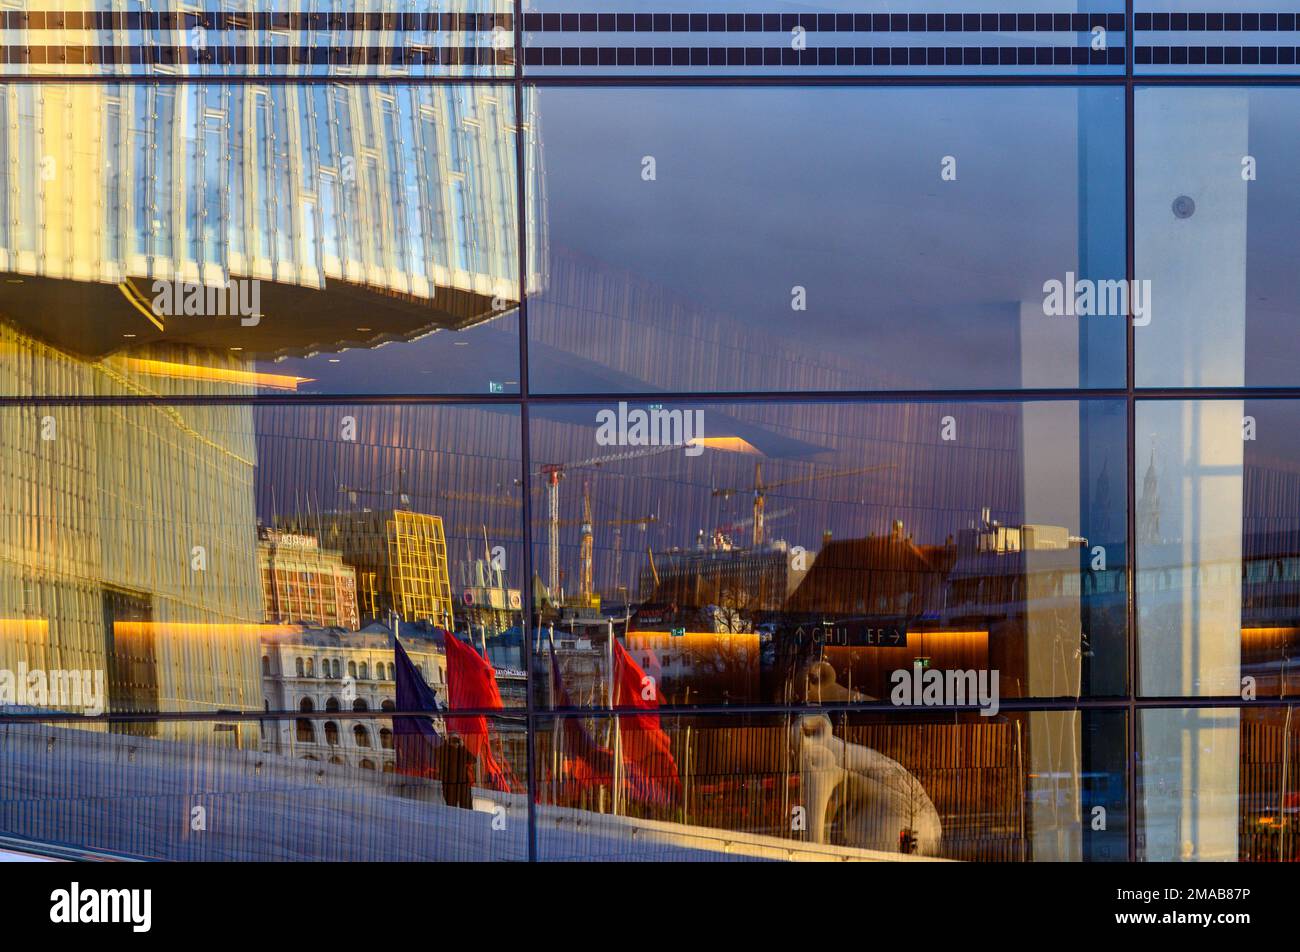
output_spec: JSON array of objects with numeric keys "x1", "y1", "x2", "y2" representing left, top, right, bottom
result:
[{"x1": 0, "y1": 79, "x2": 540, "y2": 395}]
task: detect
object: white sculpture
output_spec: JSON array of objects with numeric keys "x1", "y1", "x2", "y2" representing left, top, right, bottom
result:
[{"x1": 793, "y1": 713, "x2": 942, "y2": 856}]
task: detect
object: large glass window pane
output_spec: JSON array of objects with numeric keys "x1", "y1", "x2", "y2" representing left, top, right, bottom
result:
[
  {"x1": 0, "y1": 403, "x2": 526, "y2": 719},
  {"x1": 525, "y1": 2, "x2": 1126, "y2": 77},
  {"x1": 526, "y1": 86, "x2": 1126, "y2": 393},
  {"x1": 1139, "y1": 706, "x2": 1298, "y2": 862},
  {"x1": 531, "y1": 399, "x2": 1128, "y2": 705},
  {"x1": 1137, "y1": 86, "x2": 1300, "y2": 388},
  {"x1": 535, "y1": 710, "x2": 1127, "y2": 861},
  {"x1": 0, "y1": 83, "x2": 529, "y2": 395},
  {"x1": 1137, "y1": 399, "x2": 1300, "y2": 698}
]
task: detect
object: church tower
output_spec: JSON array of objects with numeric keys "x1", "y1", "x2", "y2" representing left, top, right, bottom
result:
[{"x1": 1137, "y1": 439, "x2": 1161, "y2": 545}]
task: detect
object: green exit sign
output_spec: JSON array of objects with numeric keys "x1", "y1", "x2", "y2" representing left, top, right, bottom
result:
[{"x1": 670, "y1": 627, "x2": 685, "y2": 638}]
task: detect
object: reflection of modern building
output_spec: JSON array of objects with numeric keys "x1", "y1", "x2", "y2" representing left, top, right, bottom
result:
[
  {"x1": 0, "y1": 404, "x2": 264, "y2": 739},
  {"x1": 283, "y1": 509, "x2": 456, "y2": 630},
  {"x1": 258, "y1": 528, "x2": 359, "y2": 630},
  {"x1": 0, "y1": 82, "x2": 539, "y2": 395}
]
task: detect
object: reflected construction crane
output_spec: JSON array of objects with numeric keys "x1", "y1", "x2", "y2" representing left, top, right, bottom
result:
[
  {"x1": 710, "y1": 506, "x2": 794, "y2": 548},
  {"x1": 537, "y1": 445, "x2": 674, "y2": 600},
  {"x1": 579, "y1": 480, "x2": 594, "y2": 604},
  {"x1": 565, "y1": 480, "x2": 661, "y2": 605},
  {"x1": 712, "y1": 461, "x2": 897, "y2": 548},
  {"x1": 549, "y1": 497, "x2": 660, "y2": 599}
]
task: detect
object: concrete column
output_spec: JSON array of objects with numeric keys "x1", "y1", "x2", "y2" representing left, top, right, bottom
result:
[
  {"x1": 1138, "y1": 400, "x2": 1243, "y2": 860},
  {"x1": 1022, "y1": 401, "x2": 1085, "y2": 860},
  {"x1": 1133, "y1": 87, "x2": 1249, "y2": 862}
]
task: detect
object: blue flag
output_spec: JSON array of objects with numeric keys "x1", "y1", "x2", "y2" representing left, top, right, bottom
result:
[{"x1": 393, "y1": 635, "x2": 443, "y2": 778}]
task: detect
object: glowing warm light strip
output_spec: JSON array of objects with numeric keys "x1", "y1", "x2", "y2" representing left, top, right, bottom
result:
[
  {"x1": 119, "y1": 357, "x2": 313, "y2": 391},
  {"x1": 690, "y1": 436, "x2": 761, "y2": 455},
  {"x1": 113, "y1": 623, "x2": 299, "y2": 639},
  {"x1": 628, "y1": 632, "x2": 759, "y2": 645},
  {"x1": 0, "y1": 620, "x2": 50, "y2": 640},
  {"x1": 627, "y1": 631, "x2": 990, "y2": 645},
  {"x1": 1241, "y1": 627, "x2": 1299, "y2": 639}
]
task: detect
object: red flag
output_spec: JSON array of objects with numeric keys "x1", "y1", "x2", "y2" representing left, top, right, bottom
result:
[
  {"x1": 443, "y1": 631, "x2": 517, "y2": 792},
  {"x1": 612, "y1": 638, "x2": 681, "y2": 806}
]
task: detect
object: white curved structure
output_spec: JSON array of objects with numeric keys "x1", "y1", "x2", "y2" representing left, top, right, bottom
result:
[{"x1": 793, "y1": 713, "x2": 943, "y2": 856}]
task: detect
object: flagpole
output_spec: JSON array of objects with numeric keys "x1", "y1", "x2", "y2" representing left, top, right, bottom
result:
[
  {"x1": 782, "y1": 675, "x2": 792, "y2": 842},
  {"x1": 597, "y1": 627, "x2": 608, "y2": 815},
  {"x1": 682, "y1": 705, "x2": 691, "y2": 826},
  {"x1": 549, "y1": 623, "x2": 559, "y2": 807},
  {"x1": 608, "y1": 617, "x2": 622, "y2": 818}
]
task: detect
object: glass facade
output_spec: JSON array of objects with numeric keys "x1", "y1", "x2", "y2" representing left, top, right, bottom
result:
[{"x1": 0, "y1": 1, "x2": 1297, "y2": 865}]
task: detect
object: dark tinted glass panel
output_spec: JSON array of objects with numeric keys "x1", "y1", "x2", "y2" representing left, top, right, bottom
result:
[
  {"x1": 526, "y1": 1, "x2": 1126, "y2": 77},
  {"x1": 0, "y1": 1, "x2": 513, "y2": 78},
  {"x1": 1137, "y1": 87, "x2": 1300, "y2": 387},
  {"x1": 531, "y1": 399, "x2": 1127, "y2": 704},
  {"x1": 0, "y1": 83, "x2": 530, "y2": 395},
  {"x1": 0, "y1": 403, "x2": 526, "y2": 718},
  {"x1": 1137, "y1": 399, "x2": 1300, "y2": 698},
  {"x1": 1136, "y1": 2, "x2": 1300, "y2": 76},
  {"x1": 527, "y1": 86, "x2": 1126, "y2": 393},
  {"x1": 0, "y1": 715, "x2": 526, "y2": 860},
  {"x1": 535, "y1": 710, "x2": 1127, "y2": 861},
  {"x1": 1139, "y1": 706, "x2": 1298, "y2": 862}
]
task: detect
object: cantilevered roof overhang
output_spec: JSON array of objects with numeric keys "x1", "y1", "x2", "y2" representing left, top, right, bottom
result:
[{"x1": 0, "y1": 273, "x2": 513, "y2": 361}]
